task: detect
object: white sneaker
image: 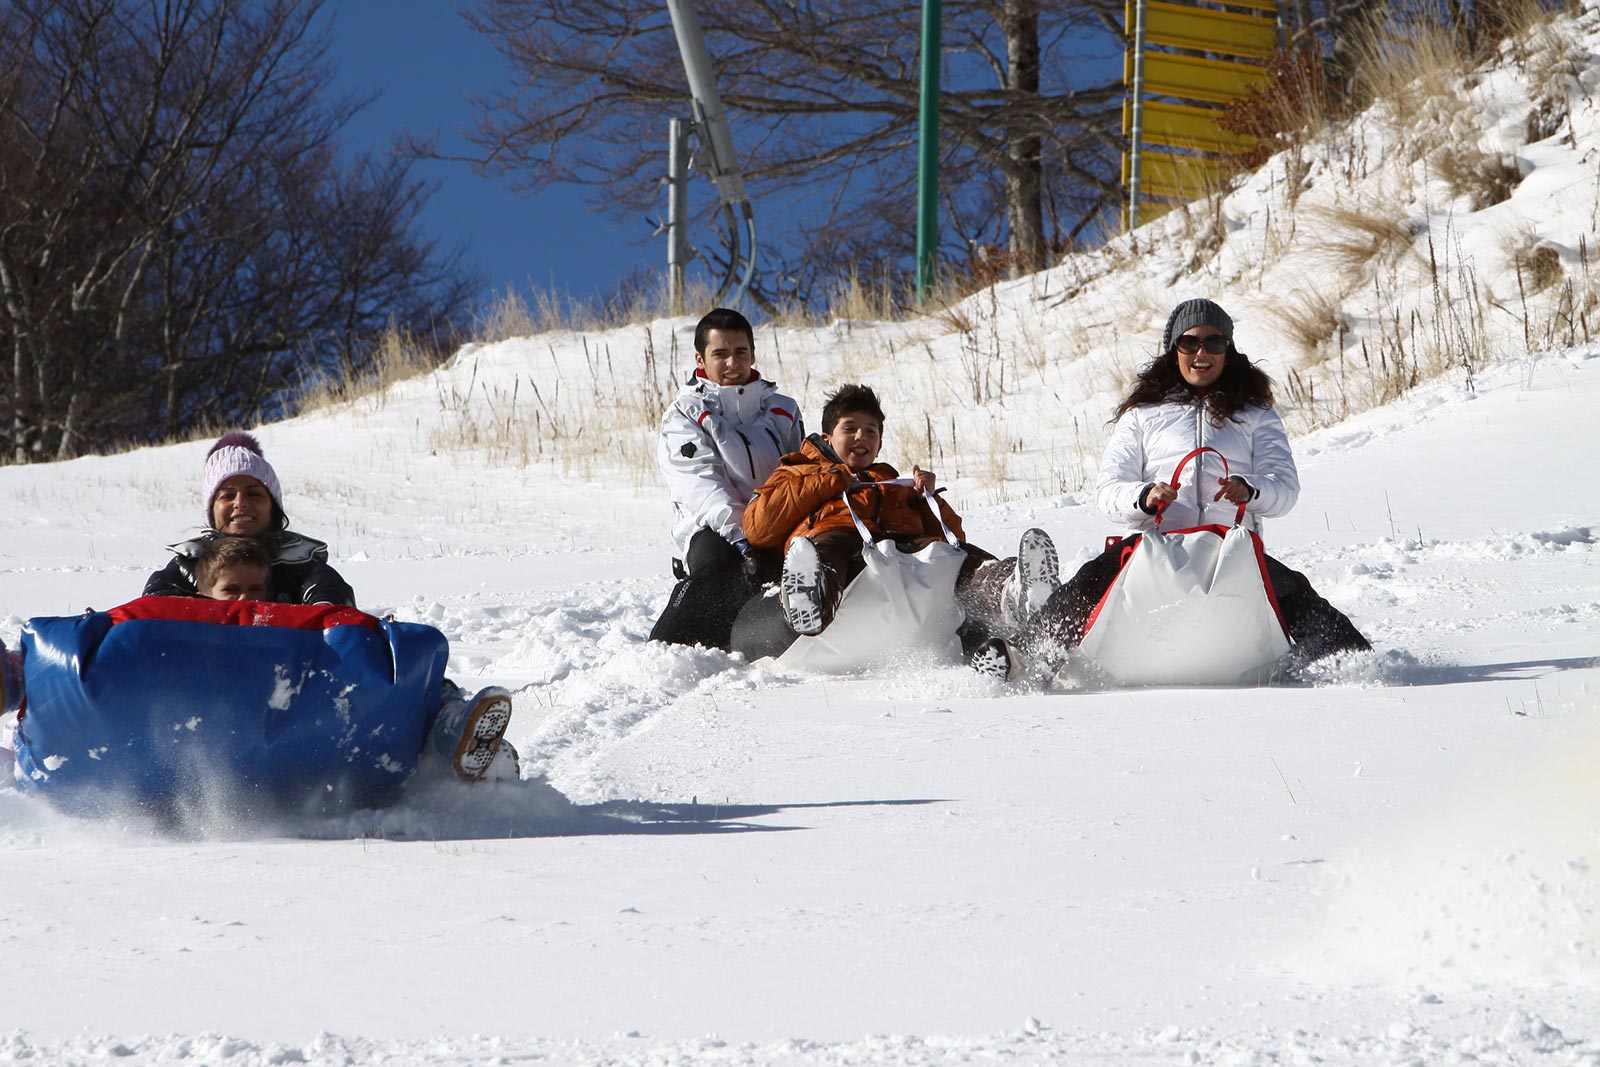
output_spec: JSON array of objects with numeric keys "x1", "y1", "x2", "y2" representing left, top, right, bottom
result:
[
  {"x1": 1000, "y1": 528, "x2": 1060, "y2": 630},
  {"x1": 780, "y1": 536, "x2": 829, "y2": 636}
]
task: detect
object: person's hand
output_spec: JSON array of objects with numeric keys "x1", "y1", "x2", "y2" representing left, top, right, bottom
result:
[
  {"x1": 911, "y1": 465, "x2": 937, "y2": 494},
  {"x1": 1214, "y1": 475, "x2": 1252, "y2": 504},
  {"x1": 1143, "y1": 481, "x2": 1177, "y2": 510},
  {"x1": 731, "y1": 539, "x2": 760, "y2": 581}
]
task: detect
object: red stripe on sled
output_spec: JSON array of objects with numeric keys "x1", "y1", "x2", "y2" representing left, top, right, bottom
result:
[
  {"x1": 107, "y1": 596, "x2": 379, "y2": 631},
  {"x1": 1246, "y1": 530, "x2": 1290, "y2": 639},
  {"x1": 1079, "y1": 535, "x2": 1143, "y2": 643}
]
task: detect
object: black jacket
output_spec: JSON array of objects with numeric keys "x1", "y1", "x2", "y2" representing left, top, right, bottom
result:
[{"x1": 143, "y1": 530, "x2": 356, "y2": 606}]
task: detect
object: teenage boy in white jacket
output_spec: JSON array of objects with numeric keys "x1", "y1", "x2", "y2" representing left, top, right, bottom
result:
[{"x1": 650, "y1": 308, "x2": 803, "y2": 649}]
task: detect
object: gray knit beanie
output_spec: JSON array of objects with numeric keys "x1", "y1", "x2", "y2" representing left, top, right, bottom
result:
[{"x1": 1161, "y1": 298, "x2": 1234, "y2": 353}]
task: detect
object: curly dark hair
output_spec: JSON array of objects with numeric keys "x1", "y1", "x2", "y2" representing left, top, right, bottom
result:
[{"x1": 1112, "y1": 344, "x2": 1276, "y2": 427}]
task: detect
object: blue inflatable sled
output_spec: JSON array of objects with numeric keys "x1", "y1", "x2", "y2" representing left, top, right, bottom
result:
[{"x1": 12, "y1": 597, "x2": 449, "y2": 816}]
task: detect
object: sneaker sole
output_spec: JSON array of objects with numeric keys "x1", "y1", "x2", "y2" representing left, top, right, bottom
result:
[
  {"x1": 1017, "y1": 528, "x2": 1061, "y2": 612},
  {"x1": 971, "y1": 640, "x2": 1015, "y2": 681},
  {"x1": 453, "y1": 694, "x2": 513, "y2": 781},
  {"x1": 781, "y1": 539, "x2": 827, "y2": 635}
]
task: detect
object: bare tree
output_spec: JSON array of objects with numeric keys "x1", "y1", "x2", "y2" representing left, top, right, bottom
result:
[
  {"x1": 452, "y1": 0, "x2": 1124, "y2": 302},
  {"x1": 0, "y1": 0, "x2": 475, "y2": 462}
]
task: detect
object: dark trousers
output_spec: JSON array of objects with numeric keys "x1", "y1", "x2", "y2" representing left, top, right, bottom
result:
[
  {"x1": 650, "y1": 529, "x2": 779, "y2": 651},
  {"x1": 1018, "y1": 534, "x2": 1370, "y2": 667}
]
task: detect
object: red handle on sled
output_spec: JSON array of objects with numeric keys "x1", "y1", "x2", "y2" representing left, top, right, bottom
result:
[{"x1": 1154, "y1": 447, "x2": 1247, "y2": 528}]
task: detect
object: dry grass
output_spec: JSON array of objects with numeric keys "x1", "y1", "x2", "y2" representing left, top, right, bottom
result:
[
  {"x1": 1512, "y1": 236, "x2": 1565, "y2": 294},
  {"x1": 1352, "y1": 16, "x2": 1472, "y2": 117},
  {"x1": 1271, "y1": 288, "x2": 1345, "y2": 359},
  {"x1": 293, "y1": 325, "x2": 444, "y2": 414},
  {"x1": 424, "y1": 325, "x2": 680, "y2": 487},
  {"x1": 1514, "y1": 8, "x2": 1582, "y2": 141},
  {"x1": 473, "y1": 274, "x2": 721, "y2": 343},
  {"x1": 1305, "y1": 200, "x2": 1420, "y2": 276},
  {"x1": 1432, "y1": 149, "x2": 1524, "y2": 210}
]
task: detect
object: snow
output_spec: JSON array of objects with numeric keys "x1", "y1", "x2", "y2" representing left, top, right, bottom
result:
[{"x1": 2, "y1": 8, "x2": 1600, "y2": 1064}]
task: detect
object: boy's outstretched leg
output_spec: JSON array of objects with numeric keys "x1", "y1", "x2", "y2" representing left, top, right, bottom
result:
[{"x1": 431, "y1": 685, "x2": 516, "y2": 782}]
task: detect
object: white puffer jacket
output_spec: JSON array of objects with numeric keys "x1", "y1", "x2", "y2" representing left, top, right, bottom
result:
[
  {"x1": 658, "y1": 371, "x2": 803, "y2": 560},
  {"x1": 1095, "y1": 395, "x2": 1299, "y2": 534}
]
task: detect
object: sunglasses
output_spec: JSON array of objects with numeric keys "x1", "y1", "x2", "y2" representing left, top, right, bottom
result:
[{"x1": 1175, "y1": 334, "x2": 1229, "y2": 355}]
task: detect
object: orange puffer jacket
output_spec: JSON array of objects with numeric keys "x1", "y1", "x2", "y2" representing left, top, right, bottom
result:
[{"x1": 743, "y1": 436, "x2": 966, "y2": 550}]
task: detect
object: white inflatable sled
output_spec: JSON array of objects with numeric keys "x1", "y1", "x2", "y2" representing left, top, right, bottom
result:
[{"x1": 1077, "y1": 448, "x2": 1291, "y2": 686}]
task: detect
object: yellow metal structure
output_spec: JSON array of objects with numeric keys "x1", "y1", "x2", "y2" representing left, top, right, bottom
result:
[
  {"x1": 1123, "y1": 99, "x2": 1257, "y2": 153},
  {"x1": 1124, "y1": 50, "x2": 1274, "y2": 104},
  {"x1": 1121, "y1": 0, "x2": 1281, "y2": 229},
  {"x1": 1122, "y1": 150, "x2": 1230, "y2": 200},
  {"x1": 1127, "y1": 0, "x2": 1279, "y2": 59}
]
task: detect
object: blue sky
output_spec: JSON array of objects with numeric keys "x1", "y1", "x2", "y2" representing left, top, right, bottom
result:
[{"x1": 323, "y1": 0, "x2": 646, "y2": 311}]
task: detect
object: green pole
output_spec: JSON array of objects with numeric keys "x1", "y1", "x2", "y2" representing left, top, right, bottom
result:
[{"x1": 915, "y1": 0, "x2": 942, "y2": 306}]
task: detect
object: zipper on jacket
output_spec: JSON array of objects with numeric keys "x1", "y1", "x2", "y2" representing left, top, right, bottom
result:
[
  {"x1": 737, "y1": 430, "x2": 754, "y2": 475},
  {"x1": 1192, "y1": 395, "x2": 1206, "y2": 522}
]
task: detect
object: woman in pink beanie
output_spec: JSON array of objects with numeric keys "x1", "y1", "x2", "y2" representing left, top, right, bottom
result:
[{"x1": 143, "y1": 431, "x2": 355, "y2": 605}]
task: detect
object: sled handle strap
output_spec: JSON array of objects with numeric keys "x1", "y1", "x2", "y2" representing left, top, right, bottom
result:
[
  {"x1": 846, "y1": 479, "x2": 961, "y2": 547},
  {"x1": 1155, "y1": 447, "x2": 1246, "y2": 528}
]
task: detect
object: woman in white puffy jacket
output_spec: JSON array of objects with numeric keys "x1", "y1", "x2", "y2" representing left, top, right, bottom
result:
[
  {"x1": 649, "y1": 308, "x2": 803, "y2": 650},
  {"x1": 992, "y1": 298, "x2": 1368, "y2": 678}
]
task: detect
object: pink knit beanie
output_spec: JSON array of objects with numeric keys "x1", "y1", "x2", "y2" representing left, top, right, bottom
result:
[{"x1": 202, "y1": 431, "x2": 283, "y2": 525}]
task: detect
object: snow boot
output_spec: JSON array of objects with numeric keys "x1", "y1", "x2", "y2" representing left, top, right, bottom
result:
[
  {"x1": 0, "y1": 639, "x2": 22, "y2": 715},
  {"x1": 780, "y1": 536, "x2": 831, "y2": 636},
  {"x1": 1000, "y1": 528, "x2": 1061, "y2": 631},
  {"x1": 484, "y1": 740, "x2": 521, "y2": 783},
  {"x1": 970, "y1": 636, "x2": 1018, "y2": 682},
  {"x1": 431, "y1": 685, "x2": 514, "y2": 782}
]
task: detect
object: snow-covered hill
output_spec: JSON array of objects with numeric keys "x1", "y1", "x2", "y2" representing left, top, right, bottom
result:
[{"x1": 1, "y1": 6, "x2": 1599, "y2": 1066}]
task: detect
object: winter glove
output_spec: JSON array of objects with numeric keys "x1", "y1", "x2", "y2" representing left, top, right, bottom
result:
[{"x1": 732, "y1": 539, "x2": 760, "y2": 582}]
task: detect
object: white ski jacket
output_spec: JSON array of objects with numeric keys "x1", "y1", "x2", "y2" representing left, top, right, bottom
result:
[
  {"x1": 1095, "y1": 395, "x2": 1299, "y2": 534},
  {"x1": 658, "y1": 371, "x2": 803, "y2": 561}
]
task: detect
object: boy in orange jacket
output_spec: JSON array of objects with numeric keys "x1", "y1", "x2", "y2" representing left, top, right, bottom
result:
[{"x1": 740, "y1": 384, "x2": 1060, "y2": 655}]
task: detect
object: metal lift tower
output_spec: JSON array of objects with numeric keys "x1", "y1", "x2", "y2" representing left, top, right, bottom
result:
[{"x1": 663, "y1": 0, "x2": 757, "y2": 312}]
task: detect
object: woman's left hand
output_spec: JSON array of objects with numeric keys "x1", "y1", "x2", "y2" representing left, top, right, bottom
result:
[{"x1": 1214, "y1": 475, "x2": 1252, "y2": 504}]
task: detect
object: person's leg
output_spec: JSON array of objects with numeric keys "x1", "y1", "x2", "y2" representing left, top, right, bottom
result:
[
  {"x1": 0, "y1": 639, "x2": 21, "y2": 715},
  {"x1": 429, "y1": 685, "x2": 515, "y2": 782},
  {"x1": 783, "y1": 527, "x2": 862, "y2": 634},
  {"x1": 649, "y1": 528, "x2": 754, "y2": 649},
  {"x1": 1263, "y1": 555, "x2": 1371, "y2": 663},
  {"x1": 959, "y1": 529, "x2": 1060, "y2": 638},
  {"x1": 1018, "y1": 537, "x2": 1135, "y2": 654}
]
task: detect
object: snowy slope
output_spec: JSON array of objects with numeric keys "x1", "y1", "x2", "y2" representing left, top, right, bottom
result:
[{"x1": 3, "y1": 8, "x2": 1600, "y2": 1066}]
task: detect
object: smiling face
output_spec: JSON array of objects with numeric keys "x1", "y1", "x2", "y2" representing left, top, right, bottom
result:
[
  {"x1": 210, "y1": 475, "x2": 273, "y2": 537},
  {"x1": 825, "y1": 412, "x2": 883, "y2": 472},
  {"x1": 1175, "y1": 327, "x2": 1229, "y2": 389},
  {"x1": 695, "y1": 328, "x2": 755, "y2": 386}
]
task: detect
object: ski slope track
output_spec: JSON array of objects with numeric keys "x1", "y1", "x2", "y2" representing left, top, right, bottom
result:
[{"x1": 3, "y1": 9, "x2": 1600, "y2": 1066}]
